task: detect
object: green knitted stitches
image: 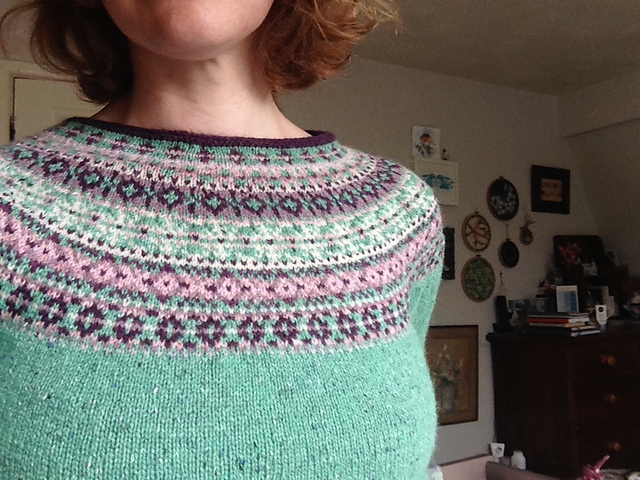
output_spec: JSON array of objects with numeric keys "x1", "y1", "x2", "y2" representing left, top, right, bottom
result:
[
  {"x1": 0, "y1": 121, "x2": 443, "y2": 478},
  {"x1": 0, "y1": 319, "x2": 437, "y2": 480}
]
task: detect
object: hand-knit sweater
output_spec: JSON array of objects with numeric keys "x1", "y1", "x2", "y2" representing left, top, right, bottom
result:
[{"x1": 0, "y1": 118, "x2": 443, "y2": 480}]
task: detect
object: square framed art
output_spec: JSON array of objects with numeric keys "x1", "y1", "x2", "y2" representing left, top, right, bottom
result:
[{"x1": 531, "y1": 165, "x2": 570, "y2": 214}]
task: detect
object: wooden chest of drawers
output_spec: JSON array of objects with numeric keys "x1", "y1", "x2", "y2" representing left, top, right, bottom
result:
[{"x1": 487, "y1": 326, "x2": 640, "y2": 479}]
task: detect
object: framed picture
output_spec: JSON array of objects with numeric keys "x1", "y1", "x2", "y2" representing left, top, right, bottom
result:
[
  {"x1": 415, "y1": 159, "x2": 459, "y2": 206},
  {"x1": 553, "y1": 235, "x2": 609, "y2": 275},
  {"x1": 425, "y1": 325, "x2": 479, "y2": 425},
  {"x1": 556, "y1": 285, "x2": 579, "y2": 313},
  {"x1": 531, "y1": 165, "x2": 570, "y2": 214},
  {"x1": 412, "y1": 126, "x2": 441, "y2": 159},
  {"x1": 442, "y1": 227, "x2": 455, "y2": 280}
]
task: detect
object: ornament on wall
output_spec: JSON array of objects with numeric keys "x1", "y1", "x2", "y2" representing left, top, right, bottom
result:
[
  {"x1": 519, "y1": 210, "x2": 534, "y2": 245},
  {"x1": 498, "y1": 224, "x2": 520, "y2": 269},
  {"x1": 461, "y1": 255, "x2": 496, "y2": 302},
  {"x1": 462, "y1": 211, "x2": 491, "y2": 252},
  {"x1": 487, "y1": 177, "x2": 519, "y2": 221}
]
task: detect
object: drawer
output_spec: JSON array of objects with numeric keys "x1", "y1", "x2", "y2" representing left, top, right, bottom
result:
[
  {"x1": 574, "y1": 383, "x2": 640, "y2": 427},
  {"x1": 571, "y1": 337, "x2": 640, "y2": 385},
  {"x1": 578, "y1": 421, "x2": 640, "y2": 469}
]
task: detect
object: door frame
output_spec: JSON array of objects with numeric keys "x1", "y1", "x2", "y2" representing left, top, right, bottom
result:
[{"x1": 0, "y1": 59, "x2": 71, "y2": 144}]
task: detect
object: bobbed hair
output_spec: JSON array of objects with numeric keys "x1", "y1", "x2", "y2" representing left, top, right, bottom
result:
[{"x1": 1, "y1": 0, "x2": 398, "y2": 104}]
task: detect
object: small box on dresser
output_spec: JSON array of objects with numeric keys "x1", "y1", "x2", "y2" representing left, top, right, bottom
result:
[{"x1": 487, "y1": 326, "x2": 640, "y2": 479}]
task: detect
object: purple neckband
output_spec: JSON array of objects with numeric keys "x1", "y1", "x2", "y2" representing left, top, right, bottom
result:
[{"x1": 70, "y1": 117, "x2": 336, "y2": 149}]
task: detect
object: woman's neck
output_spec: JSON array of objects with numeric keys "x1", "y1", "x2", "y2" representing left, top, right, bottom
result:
[{"x1": 93, "y1": 43, "x2": 308, "y2": 139}]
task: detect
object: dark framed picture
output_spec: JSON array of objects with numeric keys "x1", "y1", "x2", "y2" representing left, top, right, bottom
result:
[
  {"x1": 442, "y1": 227, "x2": 455, "y2": 280},
  {"x1": 425, "y1": 325, "x2": 479, "y2": 425},
  {"x1": 531, "y1": 165, "x2": 570, "y2": 214}
]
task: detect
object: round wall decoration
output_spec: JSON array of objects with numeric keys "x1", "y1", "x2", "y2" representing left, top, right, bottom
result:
[
  {"x1": 498, "y1": 224, "x2": 520, "y2": 268},
  {"x1": 462, "y1": 211, "x2": 491, "y2": 252},
  {"x1": 461, "y1": 256, "x2": 496, "y2": 302},
  {"x1": 487, "y1": 177, "x2": 519, "y2": 221},
  {"x1": 499, "y1": 239, "x2": 520, "y2": 268}
]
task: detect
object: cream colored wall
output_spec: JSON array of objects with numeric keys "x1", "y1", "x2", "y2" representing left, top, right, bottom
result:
[
  {"x1": 559, "y1": 71, "x2": 640, "y2": 276},
  {"x1": 558, "y1": 70, "x2": 640, "y2": 137},
  {"x1": 280, "y1": 58, "x2": 598, "y2": 464},
  {"x1": 566, "y1": 121, "x2": 640, "y2": 275}
]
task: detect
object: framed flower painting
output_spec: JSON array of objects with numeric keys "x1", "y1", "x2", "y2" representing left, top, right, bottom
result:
[{"x1": 425, "y1": 325, "x2": 479, "y2": 425}]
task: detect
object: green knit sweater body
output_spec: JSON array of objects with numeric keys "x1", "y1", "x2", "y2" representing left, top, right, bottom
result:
[{"x1": 0, "y1": 119, "x2": 443, "y2": 479}]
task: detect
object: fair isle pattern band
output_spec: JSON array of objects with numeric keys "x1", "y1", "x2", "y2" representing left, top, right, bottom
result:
[{"x1": 0, "y1": 119, "x2": 442, "y2": 355}]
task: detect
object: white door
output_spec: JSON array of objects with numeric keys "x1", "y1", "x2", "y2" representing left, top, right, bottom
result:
[{"x1": 13, "y1": 77, "x2": 102, "y2": 140}]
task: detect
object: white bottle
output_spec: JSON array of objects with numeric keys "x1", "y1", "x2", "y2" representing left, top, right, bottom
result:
[{"x1": 511, "y1": 450, "x2": 526, "y2": 470}]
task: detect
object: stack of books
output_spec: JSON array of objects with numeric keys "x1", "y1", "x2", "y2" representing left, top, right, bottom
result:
[{"x1": 524, "y1": 312, "x2": 600, "y2": 337}]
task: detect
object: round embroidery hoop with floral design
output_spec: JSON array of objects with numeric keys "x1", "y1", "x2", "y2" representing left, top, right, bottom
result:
[
  {"x1": 487, "y1": 177, "x2": 519, "y2": 221},
  {"x1": 461, "y1": 255, "x2": 495, "y2": 302}
]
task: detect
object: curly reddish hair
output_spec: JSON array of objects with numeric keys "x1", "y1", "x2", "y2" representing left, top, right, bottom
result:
[{"x1": 1, "y1": 0, "x2": 398, "y2": 103}]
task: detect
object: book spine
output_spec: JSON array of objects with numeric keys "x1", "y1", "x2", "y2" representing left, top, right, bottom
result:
[
  {"x1": 527, "y1": 322, "x2": 588, "y2": 328},
  {"x1": 526, "y1": 316, "x2": 589, "y2": 324}
]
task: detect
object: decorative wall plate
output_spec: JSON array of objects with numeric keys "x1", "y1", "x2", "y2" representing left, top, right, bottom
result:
[
  {"x1": 499, "y1": 239, "x2": 520, "y2": 268},
  {"x1": 462, "y1": 212, "x2": 491, "y2": 252},
  {"x1": 487, "y1": 177, "x2": 519, "y2": 221},
  {"x1": 499, "y1": 224, "x2": 520, "y2": 268},
  {"x1": 461, "y1": 256, "x2": 496, "y2": 302}
]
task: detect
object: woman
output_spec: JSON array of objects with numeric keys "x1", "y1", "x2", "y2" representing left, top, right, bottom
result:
[{"x1": 0, "y1": 1, "x2": 443, "y2": 478}]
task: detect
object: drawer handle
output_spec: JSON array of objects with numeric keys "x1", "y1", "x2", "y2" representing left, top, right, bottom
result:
[
  {"x1": 600, "y1": 354, "x2": 616, "y2": 367},
  {"x1": 604, "y1": 393, "x2": 618, "y2": 405},
  {"x1": 607, "y1": 441, "x2": 622, "y2": 453}
]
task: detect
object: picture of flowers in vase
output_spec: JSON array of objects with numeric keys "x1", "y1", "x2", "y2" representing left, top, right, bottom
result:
[
  {"x1": 432, "y1": 346, "x2": 465, "y2": 412},
  {"x1": 425, "y1": 326, "x2": 478, "y2": 425}
]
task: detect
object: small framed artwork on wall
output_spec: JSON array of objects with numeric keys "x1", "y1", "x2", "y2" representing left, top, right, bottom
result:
[
  {"x1": 531, "y1": 165, "x2": 570, "y2": 214},
  {"x1": 415, "y1": 159, "x2": 459, "y2": 206},
  {"x1": 412, "y1": 126, "x2": 441, "y2": 159}
]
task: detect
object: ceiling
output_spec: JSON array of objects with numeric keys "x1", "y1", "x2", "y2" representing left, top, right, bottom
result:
[
  {"x1": 2, "y1": 0, "x2": 640, "y2": 96},
  {"x1": 353, "y1": 0, "x2": 640, "y2": 95}
]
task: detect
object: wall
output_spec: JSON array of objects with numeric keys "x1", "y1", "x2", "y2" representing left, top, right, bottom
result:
[
  {"x1": 280, "y1": 58, "x2": 597, "y2": 464},
  {"x1": 559, "y1": 71, "x2": 640, "y2": 276},
  {"x1": 565, "y1": 121, "x2": 640, "y2": 275},
  {"x1": 558, "y1": 70, "x2": 640, "y2": 137}
]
